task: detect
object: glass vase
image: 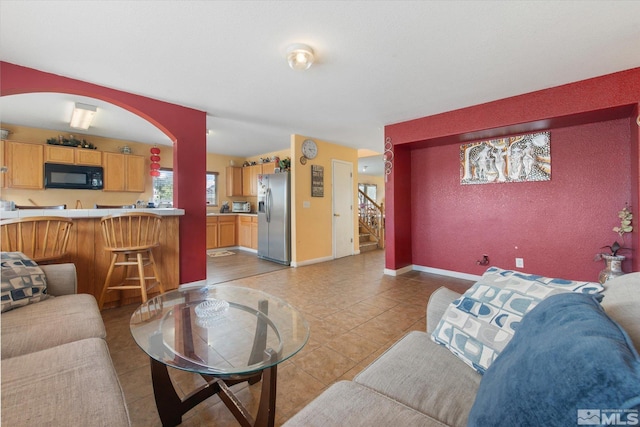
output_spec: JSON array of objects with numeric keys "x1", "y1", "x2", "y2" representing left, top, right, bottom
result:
[{"x1": 598, "y1": 255, "x2": 625, "y2": 284}]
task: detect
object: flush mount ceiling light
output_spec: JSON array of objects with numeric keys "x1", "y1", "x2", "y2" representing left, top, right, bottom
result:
[
  {"x1": 286, "y1": 43, "x2": 315, "y2": 70},
  {"x1": 69, "y1": 103, "x2": 97, "y2": 130}
]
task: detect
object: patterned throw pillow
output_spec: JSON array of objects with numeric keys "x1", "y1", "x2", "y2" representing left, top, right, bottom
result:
[
  {"x1": 431, "y1": 266, "x2": 604, "y2": 374},
  {"x1": 1, "y1": 252, "x2": 48, "y2": 313}
]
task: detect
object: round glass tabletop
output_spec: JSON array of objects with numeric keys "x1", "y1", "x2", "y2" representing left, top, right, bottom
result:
[{"x1": 130, "y1": 285, "x2": 310, "y2": 376}]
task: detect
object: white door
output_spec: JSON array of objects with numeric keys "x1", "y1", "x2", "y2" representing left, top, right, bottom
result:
[{"x1": 332, "y1": 160, "x2": 353, "y2": 259}]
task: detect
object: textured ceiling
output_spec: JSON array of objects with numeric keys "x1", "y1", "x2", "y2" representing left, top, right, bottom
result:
[{"x1": 1, "y1": 0, "x2": 639, "y2": 170}]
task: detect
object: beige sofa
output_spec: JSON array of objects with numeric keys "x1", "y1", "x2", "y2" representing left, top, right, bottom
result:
[
  {"x1": 1, "y1": 263, "x2": 130, "y2": 426},
  {"x1": 285, "y1": 272, "x2": 640, "y2": 426}
]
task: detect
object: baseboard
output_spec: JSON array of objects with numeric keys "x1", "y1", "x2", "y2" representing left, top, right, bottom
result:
[
  {"x1": 179, "y1": 279, "x2": 208, "y2": 289},
  {"x1": 237, "y1": 246, "x2": 257, "y2": 254},
  {"x1": 383, "y1": 264, "x2": 414, "y2": 276},
  {"x1": 383, "y1": 264, "x2": 480, "y2": 281},
  {"x1": 412, "y1": 265, "x2": 481, "y2": 281},
  {"x1": 291, "y1": 255, "x2": 334, "y2": 268}
]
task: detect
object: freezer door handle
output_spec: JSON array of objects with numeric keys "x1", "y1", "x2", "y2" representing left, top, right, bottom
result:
[{"x1": 266, "y1": 187, "x2": 272, "y2": 223}]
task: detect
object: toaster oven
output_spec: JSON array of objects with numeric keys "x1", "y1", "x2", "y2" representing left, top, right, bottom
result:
[{"x1": 232, "y1": 201, "x2": 251, "y2": 213}]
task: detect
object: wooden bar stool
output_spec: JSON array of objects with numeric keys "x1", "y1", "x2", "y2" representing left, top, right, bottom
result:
[
  {"x1": 0, "y1": 216, "x2": 73, "y2": 263},
  {"x1": 98, "y1": 212, "x2": 165, "y2": 310}
]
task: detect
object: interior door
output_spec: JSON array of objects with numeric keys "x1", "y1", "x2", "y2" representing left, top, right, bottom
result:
[{"x1": 332, "y1": 160, "x2": 354, "y2": 259}]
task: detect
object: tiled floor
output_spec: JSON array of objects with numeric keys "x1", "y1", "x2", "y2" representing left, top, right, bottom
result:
[{"x1": 101, "y1": 249, "x2": 473, "y2": 426}]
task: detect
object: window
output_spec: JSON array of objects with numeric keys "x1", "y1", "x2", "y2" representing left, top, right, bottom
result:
[
  {"x1": 358, "y1": 183, "x2": 377, "y2": 202},
  {"x1": 153, "y1": 169, "x2": 218, "y2": 207}
]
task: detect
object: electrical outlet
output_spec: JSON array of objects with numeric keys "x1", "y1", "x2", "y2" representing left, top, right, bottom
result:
[{"x1": 515, "y1": 258, "x2": 524, "y2": 268}]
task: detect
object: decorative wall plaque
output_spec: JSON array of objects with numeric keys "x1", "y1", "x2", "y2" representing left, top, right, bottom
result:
[
  {"x1": 311, "y1": 165, "x2": 324, "y2": 197},
  {"x1": 460, "y1": 132, "x2": 551, "y2": 185}
]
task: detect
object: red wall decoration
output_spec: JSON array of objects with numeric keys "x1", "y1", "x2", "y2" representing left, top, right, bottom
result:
[{"x1": 150, "y1": 146, "x2": 161, "y2": 177}]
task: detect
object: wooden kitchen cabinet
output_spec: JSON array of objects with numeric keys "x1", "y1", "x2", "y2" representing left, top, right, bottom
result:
[
  {"x1": 45, "y1": 145, "x2": 102, "y2": 166},
  {"x1": 103, "y1": 152, "x2": 145, "y2": 192},
  {"x1": 238, "y1": 216, "x2": 252, "y2": 247},
  {"x1": 5, "y1": 141, "x2": 43, "y2": 189},
  {"x1": 238, "y1": 215, "x2": 258, "y2": 249},
  {"x1": 251, "y1": 216, "x2": 258, "y2": 249},
  {"x1": 206, "y1": 216, "x2": 219, "y2": 249},
  {"x1": 261, "y1": 162, "x2": 276, "y2": 175},
  {"x1": 226, "y1": 166, "x2": 243, "y2": 196},
  {"x1": 218, "y1": 215, "x2": 236, "y2": 247},
  {"x1": 207, "y1": 215, "x2": 237, "y2": 249},
  {"x1": 242, "y1": 164, "x2": 262, "y2": 196},
  {"x1": 76, "y1": 148, "x2": 102, "y2": 166}
]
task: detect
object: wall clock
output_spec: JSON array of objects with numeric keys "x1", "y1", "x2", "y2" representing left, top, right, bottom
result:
[{"x1": 301, "y1": 139, "x2": 318, "y2": 160}]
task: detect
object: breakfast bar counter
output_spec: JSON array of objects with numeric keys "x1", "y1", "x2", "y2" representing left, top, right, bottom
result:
[{"x1": 0, "y1": 208, "x2": 185, "y2": 309}]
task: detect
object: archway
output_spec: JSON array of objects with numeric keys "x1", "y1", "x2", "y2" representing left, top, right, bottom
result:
[{"x1": 1, "y1": 61, "x2": 208, "y2": 284}]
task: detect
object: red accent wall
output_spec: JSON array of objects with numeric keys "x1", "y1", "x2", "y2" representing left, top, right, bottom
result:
[
  {"x1": 0, "y1": 62, "x2": 207, "y2": 284},
  {"x1": 410, "y1": 120, "x2": 631, "y2": 281},
  {"x1": 385, "y1": 68, "x2": 640, "y2": 280}
]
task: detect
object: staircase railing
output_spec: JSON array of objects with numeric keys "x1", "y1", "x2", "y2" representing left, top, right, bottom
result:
[{"x1": 358, "y1": 189, "x2": 385, "y2": 248}]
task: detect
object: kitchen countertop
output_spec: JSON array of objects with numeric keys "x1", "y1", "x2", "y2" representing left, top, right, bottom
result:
[{"x1": 0, "y1": 208, "x2": 185, "y2": 219}]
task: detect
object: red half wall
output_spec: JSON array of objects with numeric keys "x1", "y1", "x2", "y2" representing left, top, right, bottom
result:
[{"x1": 0, "y1": 62, "x2": 207, "y2": 284}]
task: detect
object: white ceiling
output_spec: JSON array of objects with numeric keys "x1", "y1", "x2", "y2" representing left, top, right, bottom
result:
[{"x1": 1, "y1": 1, "x2": 639, "y2": 173}]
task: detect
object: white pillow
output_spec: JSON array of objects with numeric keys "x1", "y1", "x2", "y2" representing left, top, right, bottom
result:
[{"x1": 430, "y1": 267, "x2": 603, "y2": 374}]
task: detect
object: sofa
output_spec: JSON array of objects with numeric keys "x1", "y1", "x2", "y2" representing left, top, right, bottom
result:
[
  {"x1": 1, "y1": 262, "x2": 131, "y2": 426},
  {"x1": 284, "y1": 270, "x2": 640, "y2": 426}
]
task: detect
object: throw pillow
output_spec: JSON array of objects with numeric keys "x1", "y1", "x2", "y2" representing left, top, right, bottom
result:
[
  {"x1": 467, "y1": 293, "x2": 640, "y2": 427},
  {"x1": 1, "y1": 252, "x2": 48, "y2": 312},
  {"x1": 431, "y1": 266, "x2": 603, "y2": 374}
]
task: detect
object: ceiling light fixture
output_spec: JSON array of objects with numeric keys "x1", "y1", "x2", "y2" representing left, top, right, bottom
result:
[
  {"x1": 286, "y1": 43, "x2": 315, "y2": 70},
  {"x1": 69, "y1": 103, "x2": 97, "y2": 130}
]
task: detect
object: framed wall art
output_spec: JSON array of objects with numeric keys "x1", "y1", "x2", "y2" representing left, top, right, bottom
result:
[
  {"x1": 311, "y1": 165, "x2": 324, "y2": 197},
  {"x1": 460, "y1": 132, "x2": 551, "y2": 185}
]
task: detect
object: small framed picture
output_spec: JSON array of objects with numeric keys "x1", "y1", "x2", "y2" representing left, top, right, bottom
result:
[{"x1": 311, "y1": 165, "x2": 324, "y2": 197}]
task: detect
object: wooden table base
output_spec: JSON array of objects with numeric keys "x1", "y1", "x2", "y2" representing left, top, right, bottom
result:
[{"x1": 150, "y1": 349, "x2": 277, "y2": 427}]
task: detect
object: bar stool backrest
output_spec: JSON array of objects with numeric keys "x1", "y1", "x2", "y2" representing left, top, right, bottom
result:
[
  {"x1": 100, "y1": 213, "x2": 162, "y2": 251},
  {"x1": 0, "y1": 216, "x2": 73, "y2": 262}
]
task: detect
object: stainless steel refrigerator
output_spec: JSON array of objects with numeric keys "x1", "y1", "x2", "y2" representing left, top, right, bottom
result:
[{"x1": 257, "y1": 173, "x2": 291, "y2": 265}]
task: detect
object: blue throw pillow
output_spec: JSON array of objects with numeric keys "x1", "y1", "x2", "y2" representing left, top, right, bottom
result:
[
  {"x1": 431, "y1": 267, "x2": 603, "y2": 374},
  {"x1": 467, "y1": 293, "x2": 640, "y2": 427}
]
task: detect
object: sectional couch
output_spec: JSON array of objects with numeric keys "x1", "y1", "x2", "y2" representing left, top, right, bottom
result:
[
  {"x1": 1, "y1": 262, "x2": 130, "y2": 426},
  {"x1": 284, "y1": 271, "x2": 640, "y2": 426}
]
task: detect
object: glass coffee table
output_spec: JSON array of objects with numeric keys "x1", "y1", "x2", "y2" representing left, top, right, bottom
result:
[{"x1": 130, "y1": 284, "x2": 310, "y2": 427}]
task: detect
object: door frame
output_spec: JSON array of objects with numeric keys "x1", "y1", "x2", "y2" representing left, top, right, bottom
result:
[{"x1": 332, "y1": 159, "x2": 354, "y2": 259}]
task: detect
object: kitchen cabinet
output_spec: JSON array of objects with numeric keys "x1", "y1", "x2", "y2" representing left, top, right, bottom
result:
[
  {"x1": 5, "y1": 141, "x2": 43, "y2": 189},
  {"x1": 206, "y1": 216, "x2": 219, "y2": 249},
  {"x1": 238, "y1": 216, "x2": 252, "y2": 248},
  {"x1": 103, "y1": 152, "x2": 145, "y2": 192},
  {"x1": 226, "y1": 166, "x2": 243, "y2": 196},
  {"x1": 207, "y1": 215, "x2": 237, "y2": 249},
  {"x1": 251, "y1": 216, "x2": 258, "y2": 249},
  {"x1": 238, "y1": 215, "x2": 258, "y2": 249},
  {"x1": 242, "y1": 164, "x2": 262, "y2": 196},
  {"x1": 45, "y1": 145, "x2": 102, "y2": 166},
  {"x1": 261, "y1": 162, "x2": 276, "y2": 175},
  {"x1": 218, "y1": 215, "x2": 236, "y2": 247}
]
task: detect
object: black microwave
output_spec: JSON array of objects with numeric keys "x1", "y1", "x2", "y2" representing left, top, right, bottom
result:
[{"x1": 44, "y1": 163, "x2": 104, "y2": 190}]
